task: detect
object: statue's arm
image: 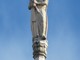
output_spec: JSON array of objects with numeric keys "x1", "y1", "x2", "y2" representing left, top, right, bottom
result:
[
  {"x1": 28, "y1": 1, "x2": 33, "y2": 10},
  {"x1": 28, "y1": 0, "x2": 36, "y2": 10}
]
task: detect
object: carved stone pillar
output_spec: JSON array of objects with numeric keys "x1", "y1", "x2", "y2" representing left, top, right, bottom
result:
[{"x1": 32, "y1": 38, "x2": 48, "y2": 60}]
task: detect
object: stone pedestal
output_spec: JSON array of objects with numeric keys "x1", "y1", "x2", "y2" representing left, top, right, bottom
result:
[
  {"x1": 35, "y1": 55, "x2": 45, "y2": 60},
  {"x1": 32, "y1": 38, "x2": 48, "y2": 60}
]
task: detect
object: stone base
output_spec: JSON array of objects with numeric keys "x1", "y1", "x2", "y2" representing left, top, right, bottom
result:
[
  {"x1": 32, "y1": 38, "x2": 48, "y2": 59},
  {"x1": 34, "y1": 55, "x2": 45, "y2": 60}
]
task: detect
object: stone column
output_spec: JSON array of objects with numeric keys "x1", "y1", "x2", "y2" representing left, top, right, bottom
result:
[{"x1": 32, "y1": 38, "x2": 48, "y2": 60}]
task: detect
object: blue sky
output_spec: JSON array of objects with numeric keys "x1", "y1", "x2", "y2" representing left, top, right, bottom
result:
[{"x1": 0, "y1": 0, "x2": 80, "y2": 60}]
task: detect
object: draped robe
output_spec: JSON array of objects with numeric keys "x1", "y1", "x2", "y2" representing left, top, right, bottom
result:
[{"x1": 29, "y1": 0, "x2": 48, "y2": 39}]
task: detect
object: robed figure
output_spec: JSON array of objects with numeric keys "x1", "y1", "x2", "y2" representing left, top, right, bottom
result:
[{"x1": 28, "y1": 0, "x2": 48, "y2": 40}]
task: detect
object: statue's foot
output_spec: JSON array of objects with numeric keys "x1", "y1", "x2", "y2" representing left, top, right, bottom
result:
[
  {"x1": 41, "y1": 36, "x2": 46, "y2": 40},
  {"x1": 33, "y1": 35, "x2": 39, "y2": 40},
  {"x1": 33, "y1": 35, "x2": 46, "y2": 40}
]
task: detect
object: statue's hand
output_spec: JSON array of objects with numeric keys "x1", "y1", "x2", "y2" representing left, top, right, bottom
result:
[
  {"x1": 34, "y1": 0, "x2": 38, "y2": 4},
  {"x1": 33, "y1": 3, "x2": 36, "y2": 7}
]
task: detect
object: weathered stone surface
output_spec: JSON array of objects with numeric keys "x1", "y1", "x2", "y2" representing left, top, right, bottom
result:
[
  {"x1": 35, "y1": 55, "x2": 45, "y2": 60},
  {"x1": 33, "y1": 39, "x2": 48, "y2": 59},
  {"x1": 29, "y1": 0, "x2": 48, "y2": 39},
  {"x1": 28, "y1": 0, "x2": 48, "y2": 60}
]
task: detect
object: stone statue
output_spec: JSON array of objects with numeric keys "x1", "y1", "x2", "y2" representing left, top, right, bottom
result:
[
  {"x1": 28, "y1": 0, "x2": 48, "y2": 40},
  {"x1": 28, "y1": 0, "x2": 48, "y2": 59}
]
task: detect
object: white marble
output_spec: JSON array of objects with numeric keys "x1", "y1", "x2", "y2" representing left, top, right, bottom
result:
[
  {"x1": 28, "y1": 0, "x2": 49, "y2": 60},
  {"x1": 35, "y1": 55, "x2": 45, "y2": 60},
  {"x1": 29, "y1": 0, "x2": 48, "y2": 39}
]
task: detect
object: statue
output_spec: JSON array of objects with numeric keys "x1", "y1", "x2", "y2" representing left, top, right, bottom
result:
[
  {"x1": 28, "y1": 0, "x2": 48, "y2": 59},
  {"x1": 28, "y1": 0, "x2": 48, "y2": 40}
]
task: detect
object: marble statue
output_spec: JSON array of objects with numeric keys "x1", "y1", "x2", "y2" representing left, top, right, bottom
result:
[
  {"x1": 28, "y1": 0, "x2": 48, "y2": 40},
  {"x1": 28, "y1": 0, "x2": 48, "y2": 60}
]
